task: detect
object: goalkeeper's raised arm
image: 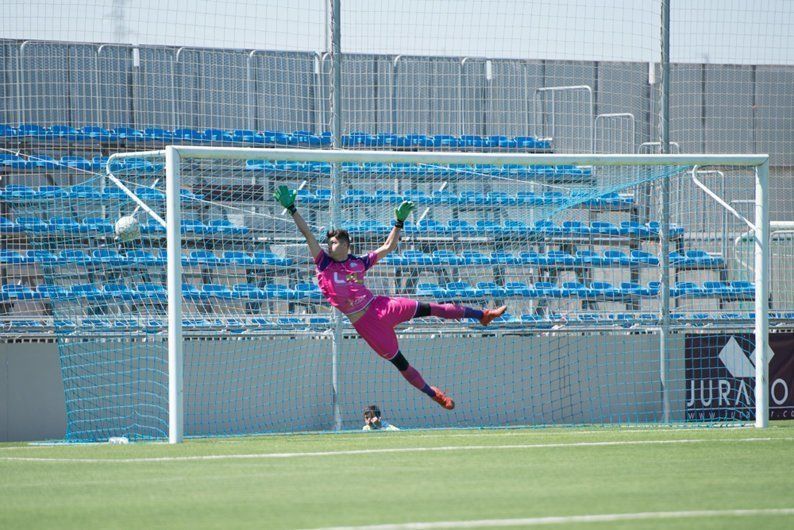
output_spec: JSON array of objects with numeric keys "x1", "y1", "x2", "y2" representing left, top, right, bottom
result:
[
  {"x1": 372, "y1": 200, "x2": 414, "y2": 262},
  {"x1": 274, "y1": 185, "x2": 322, "y2": 259}
]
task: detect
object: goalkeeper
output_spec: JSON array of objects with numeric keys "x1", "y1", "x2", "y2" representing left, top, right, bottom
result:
[{"x1": 275, "y1": 185, "x2": 506, "y2": 410}]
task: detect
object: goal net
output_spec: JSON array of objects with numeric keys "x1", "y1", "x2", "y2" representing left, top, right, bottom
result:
[{"x1": 38, "y1": 147, "x2": 769, "y2": 442}]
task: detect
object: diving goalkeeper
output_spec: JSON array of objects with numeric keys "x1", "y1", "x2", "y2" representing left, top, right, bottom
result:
[{"x1": 274, "y1": 185, "x2": 506, "y2": 410}]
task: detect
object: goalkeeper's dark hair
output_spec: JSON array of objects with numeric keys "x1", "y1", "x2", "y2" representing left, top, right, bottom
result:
[{"x1": 326, "y1": 228, "x2": 351, "y2": 248}]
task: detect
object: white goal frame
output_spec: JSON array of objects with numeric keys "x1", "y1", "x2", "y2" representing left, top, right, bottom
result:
[{"x1": 109, "y1": 147, "x2": 770, "y2": 443}]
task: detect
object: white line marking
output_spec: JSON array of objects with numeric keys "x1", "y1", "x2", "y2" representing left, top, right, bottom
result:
[
  {"x1": 302, "y1": 508, "x2": 794, "y2": 529},
  {"x1": 1, "y1": 436, "x2": 791, "y2": 463}
]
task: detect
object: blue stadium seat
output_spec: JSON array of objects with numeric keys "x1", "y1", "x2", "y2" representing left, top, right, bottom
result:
[
  {"x1": 415, "y1": 219, "x2": 445, "y2": 234},
  {"x1": 476, "y1": 282, "x2": 507, "y2": 297},
  {"x1": 252, "y1": 252, "x2": 291, "y2": 267},
  {"x1": 358, "y1": 219, "x2": 390, "y2": 234},
  {"x1": 61, "y1": 156, "x2": 92, "y2": 171},
  {"x1": 0, "y1": 185, "x2": 37, "y2": 200},
  {"x1": 54, "y1": 319, "x2": 77, "y2": 334},
  {"x1": 629, "y1": 250, "x2": 659, "y2": 267},
  {"x1": 70, "y1": 283, "x2": 102, "y2": 299},
  {"x1": 405, "y1": 134, "x2": 433, "y2": 147},
  {"x1": 432, "y1": 250, "x2": 463, "y2": 265},
  {"x1": 50, "y1": 217, "x2": 82, "y2": 233},
  {"x1": 487, "y1": 251, "x2": 515, "y2": 265},
  {"x1": 60, "y1": 249, "x2": 91, "y2": 265},
  {"x1": 431, "y1": 190, "x2": 459, "y2": 205},
  {"x1": 447, "y1": 219, "x2": 475, "y2": 235},
  {"x1": 647, "y1": 221, "x2": 684, "y2": 238},
  {"x1": 686, "y1": 249, "x2": 724, "y2": 268},
  {"x1": 232, "y1": 129, "x2": 263, "y2": 144},
  {"x1": 112, "y1": 127, "x2": 145, "y2": 142},
  {"x1": 561, "y1": 221, "x2": 590, "y2": 236},
  {"x1": 135, "y1": 283, "x2": 167, "y2": 302},
  {"x1": 294, "y1": 282, "x2": 323, "y2": 301},
  {"x1": 0, "y1": 250, "x2": 27, "y2": 264},
  {"x1": 516, "y1": 192, "x2": 543, "y2": 206},
  {"x1": 535, "y1": 281, "x2": 567, "y2": 298},
  {"x1": 534, "y1": 220, "x2": 563, "y2": 236},
  {"x1": 113, "y1": 319, "x2": 140, "y2": 332},
  {"x1": 232, "y1": 283, "x2": 266, "y2": 300},
  {"x1": 264, "y1": 283, "x2": 294, "y2": 300},
  {"x1": 17, "y1": 123, "x2": 48, "y2": 138},
  {"x1": 203, "y1": 129, "x2": 233, "y2": 143},
  {"x1": 248, "y1": 317, "x2": 274, "y2": 330},
  {"x1": 476, "y1": 220, "x2": 501, "y2": 235},
  {"x1": 520, "y1": 314, "x2": 554, "y2": 328},
  {"x1": 9, "y1": 320, "x2": 45, "y2": 331},
  {"x1": 27, "y1": 250, "x2": 59, "y2": 264},
  {"x1": 619, "y1": 221, "x2": 652, "y2": 238},
  {"x1": 519, "y1": 252, "x2": 542, "y2": 266},
  {"x1": 173, "y1": 128, "x2": 205, "y2": 143},
  {"x1": 141, "y1": 220, "x2": 166, "y2": 235},
  {"x1": 70, "y1": 185, "x2": 103, "y2": 200},
  {"x1": 544, "y1": 250, "x2": 576, "y2": 267},
  {"x1": 591, "y1": 221, "x2": 621, "y2": 236},
  {"x1": 182, "y1": 284, "x2": 202, "y2": 300},
  {"x1": 39, "y1": 186, "x2": 68, "y2": 199},
  {"x1": 374, "y1": 189, "x2": 402, "y2": 204},
  {"x1": 460, "y1": 191, "x2": 486, "y2": 205},
  {"x1": 575, "y1": 250, "x2": 607, "y2": 266},
  {"x1": 202, "y1": 284, "x2": 233, "y2": 299},
  {"x1": 186, "y1": 250, "x2": 221, "y2": 267},
  {"x1": 462, "y1": 250, "x2": 491, "y2": 265},
  {"x1": 671, "y1": 282, "x2": 706, "y2": 298},
  {"x1": 135, "y1": 186, "x2": 165, "y2": 202},
  {"x1": 503, "y1": 220, "x2": 529, "y2": 233},
  {"x1": 221, "y1": 251, "x2": 254, "y2": 266},
  {"x1": 2, "y1": 283, "x2": 38, "y2": 300},
  {"x1": 126, "y1": 250, "x2": 161, "y2": 266},
  {"x1": 82, "y1": 217, "x2": 114, "y2": 234},
  {"x1": 416, "y1": 283, "x2": 445, "y2": 297},
  {"x1": 181, "y1": 219, "x2": 209, "y2": 234},
  {"x1": 80, "y1": 125, "x2": 116, "y2": 142},
  {"x1": 505, "y1": 282, "x2": 535, "y2": 297},
  {"x1": 49, "y1": 124, "x2": 88, "y2": 142},
  {"x1": 620, "y1": 282, "x2": 655, "y2": 298},
  {"x1": 102, "y1": 283, "x2": 135, "y2": 301},
  {"x1": 16, "y1": 217, "x2": 48, "y2": 232},
  {"x1": 727, "y1": 281, "x2": 754, "y2": 300},
  {"x1": 589, "y1": 282, "x2": 624, "y2": 300},
  {"x1": 445, "y1": 282, "x2": 483, "y2": 299},
  {"x1": 569, "y1": 282, "x2": 598, "y2": 299},
  {"x1": 603, "y1": 250, "x2": 630, "y2": 267},
  {"x1": 402, "y1": 250, "x2": 436, "y2": 265}
]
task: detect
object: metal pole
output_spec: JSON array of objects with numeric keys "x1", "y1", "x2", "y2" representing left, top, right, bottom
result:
[
  {"x1": 329, "y1": 0, "x2": 343, "y2": 431},
  {"x1": 165, "y1": 146, "x2": 184, "y2": 443},
  {"x1": 755, "y1": 160, "x2": 770, "y2": 428},
  {"x1": 659, "y1": 0, "x2": 672, "y2": 423}
]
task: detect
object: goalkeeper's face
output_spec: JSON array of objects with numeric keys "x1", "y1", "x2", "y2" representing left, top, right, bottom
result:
[{"x1": 327, "y1": 236, "x2": 350, "y2": 261}]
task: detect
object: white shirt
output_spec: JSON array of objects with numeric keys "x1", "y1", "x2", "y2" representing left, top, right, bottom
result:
[{"x1": 362, "y1": 421, "x2": 399, "y2": 431}]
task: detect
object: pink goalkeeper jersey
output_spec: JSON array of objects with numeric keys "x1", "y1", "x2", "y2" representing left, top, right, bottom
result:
[{"x1": 315, "y1": 250, "x2": 379, "y2": 315}]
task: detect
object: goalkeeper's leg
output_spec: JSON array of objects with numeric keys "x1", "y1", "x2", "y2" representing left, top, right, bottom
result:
[
  {"x1": 414, "y1": 301, "x2": 506, "y2": 326},
  {"x1": 352, "y1": 297, "x2": 454, "y2": 409}
]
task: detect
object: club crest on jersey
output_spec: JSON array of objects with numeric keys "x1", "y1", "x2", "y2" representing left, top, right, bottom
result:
[{"x1": 348, "y1": 261, "x2": 362, "y2": 270}]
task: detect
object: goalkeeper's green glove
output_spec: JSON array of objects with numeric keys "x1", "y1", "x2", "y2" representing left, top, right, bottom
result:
[
  {"x1": 274, "y1": 185, "x2": 297, "y2": 214},
  {"x1": 394, "y1": 200, "x2": 415, "y2": 228}
]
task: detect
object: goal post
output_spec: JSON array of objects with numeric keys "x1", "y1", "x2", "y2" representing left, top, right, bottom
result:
[{"x1": 98, "y1": 148, "x2": 770, "y2": 443}]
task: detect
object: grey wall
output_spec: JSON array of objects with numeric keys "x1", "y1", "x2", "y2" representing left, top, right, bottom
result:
[{"x1": 1, "y1": 331, "x2": 686, "y2": 442}]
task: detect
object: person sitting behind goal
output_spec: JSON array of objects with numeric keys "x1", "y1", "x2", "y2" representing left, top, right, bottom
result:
[{"x1": 362, "y1": 405, "x2": 399, "y2": 431}]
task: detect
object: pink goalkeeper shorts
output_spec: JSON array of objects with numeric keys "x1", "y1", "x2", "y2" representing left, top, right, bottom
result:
[{"x1": 352, "y1": 296, "x2": 419, "y2": 360}]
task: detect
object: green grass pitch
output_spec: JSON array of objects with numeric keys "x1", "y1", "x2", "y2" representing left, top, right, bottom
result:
[{"x1": 2, "y1": 422, "x2": 793, "y2": 529}]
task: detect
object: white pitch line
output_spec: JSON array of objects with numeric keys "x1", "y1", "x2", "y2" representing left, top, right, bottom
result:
[
  {"x1": 302, "y1": 508, "x2": 794, "y2": 530},
  {"x1": 1, "y1": 436, "x2": 791, "y2": 463}
]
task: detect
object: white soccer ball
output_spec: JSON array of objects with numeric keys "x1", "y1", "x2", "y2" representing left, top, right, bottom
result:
[{"x1": 114, "y1": 215, "x2": 141, "y2": 242}]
